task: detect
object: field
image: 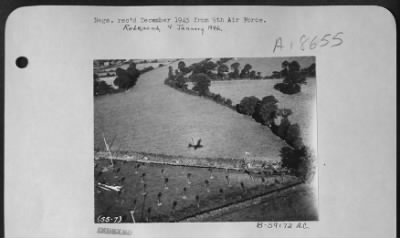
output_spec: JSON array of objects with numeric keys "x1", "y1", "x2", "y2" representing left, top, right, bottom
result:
[
  {"x1": 95, "y1": 158, "x2": 304, "y2": 222},
  {"x1": 94, "y1": 59, "x2": 287, "y2": 160},
  {"x1": 209, "y1": 183, "x2": 318, "y2": 221},
  {"x1": 94, "y1": 57, "x2": 317, "y2": 223},
  {"x1": 209, "y1": 78, "x2": 316, "y2": 147},
  {"x1": 95, "y1": 59, "x2": 178, "y2": 87},
  {"x1": 96, "y1": 59, "x2": 177, "y2": 72}
]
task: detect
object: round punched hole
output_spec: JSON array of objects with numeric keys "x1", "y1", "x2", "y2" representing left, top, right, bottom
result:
[{"x1": 16, "y1": 56, "x2": 28, "y2": 68}]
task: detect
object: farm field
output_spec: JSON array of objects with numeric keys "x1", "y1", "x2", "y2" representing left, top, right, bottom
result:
[
  {"x1": 109, "y1": 60, "x2": 173, "y2": 71},
  {"x1": 95, "y1": 59, "x2": 178, "y2": 86},
  {"x1": 209, "y1": 78, "x2": 316, "y2": 147},
  {"x1": 95, "y1": 158, "x2": 302, "y2": 223},
  {"x1": 94, "y1": 59, "x2": 288, "y2": 160},
  {"x1": 94, "y1": 57, "x2": 317, "y2": 223},
  {"x1": 97, "y1": 59, "x2": 176, "y2": 72},
  {"x1": 209, "y1": 183, "x2": 318, "y2": 221}
]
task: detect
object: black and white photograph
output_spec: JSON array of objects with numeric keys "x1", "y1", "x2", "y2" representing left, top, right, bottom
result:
[
  {"x1": 94, "y1": 57, "x2": 317, "y2": 222},
  {"x1": 4, "y1": 5, "x2": 396, "y2": 237}
]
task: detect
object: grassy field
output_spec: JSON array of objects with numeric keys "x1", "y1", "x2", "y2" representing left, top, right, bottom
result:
[
  {"x1": 95, "y1": 59, "x2": 177, "y2": 87},
  {"x1": 94, "y1": 58, "x2": 317, "y2": 223},
  {"x1": 95, "y1": 158, "x2": 301, "y2": 223},
  {"x1": 209, "y1": 183, "x2": 318, "y2": 221},
  {"x1": 94, "y1": 59, "x2": 288, "y2": 160},
  {"x1": 209, "y1": 78, "x2": 316, "y2": 147},
  {"x1": 96, "y1": 59, "x2": 177, "y2": 72}
]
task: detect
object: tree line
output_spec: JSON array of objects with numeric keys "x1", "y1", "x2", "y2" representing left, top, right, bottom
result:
[
  {"x1": 94, "y1": 62, "x2": 155, "y2": 96},
  {"x1": 171, "y1": 58, "x2": 267, "y2": 82},
  {"x1": 236, "y1": 95, "x2": 312, "y2": 180},
  {"x1": 165, "y1": 60, "x2": 235, "y2": 108}
]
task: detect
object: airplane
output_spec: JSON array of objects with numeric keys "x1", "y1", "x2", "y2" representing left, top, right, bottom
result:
[{"x1": 188, "y1": 138, "x2": 203, "y2": 150}]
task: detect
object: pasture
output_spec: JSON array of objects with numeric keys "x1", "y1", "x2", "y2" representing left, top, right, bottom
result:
[
  {"x1": 95, "y1": 158, "x2": 302, "y2": 222},
  {"x1": 209, "y1": 183, "x2": 318, "y2": 221},
  {"x1": 95, "y1": 59, "x2": 177, "y2": 87},
  {"x1": 209, "y1": 78, "x2": 316, "y2": 147},
  {"x1": 94, "y1": 57, "x2": 317, "y2": 223},
  {"x1": 94, "y1": 59, "x2": 287, "y2": 160}
]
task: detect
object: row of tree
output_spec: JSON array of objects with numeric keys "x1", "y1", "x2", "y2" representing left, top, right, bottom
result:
[
  {"x1": 168, "y1": 61, "x2": 212, "y2": 95},
  {"x1": 165, "y1": 67, "x2": 234, "y2": 108},
  {"x1": 164, "y1": 61, "x2": 312, "y2": 180},
  {"x1": 236, "y1": 95, "x2": 300, "y2": 143},
  {"x1": 190, "y1": 58, "x2": 315, "y2": 82},
  {"x1": 169, "y1": 60, "x2": 265, "y2": 95},
  {"x1": 173, "y1": 59, "x2": 267, "y2": 81},
  {"x1": 236, "y1": 95, "x2": 311, "y2": 179},
  {"x1": 175, "y1": 58, "x2": 315, "y2": 84},
  {"x1": 94, "y1": 62, "x2": 156, "y2": 96}
]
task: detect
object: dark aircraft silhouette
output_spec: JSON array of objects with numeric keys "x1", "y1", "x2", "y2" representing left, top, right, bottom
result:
[{"x1": 188, "y1": 138, "x2": 203, "y2": 150}]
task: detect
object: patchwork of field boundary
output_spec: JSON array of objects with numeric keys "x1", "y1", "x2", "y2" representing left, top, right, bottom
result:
[
  {"x1": 95, "y1": 150, "x2": 282, "y2": 172},
  {"x1": 94, "y1": 58, "x2": 317, "y2": 222},
  {"x1": 180, "y1": 180, "x2": 303, "y2": 222},
  {"x1": 95, "y1": 158, "x2": 302, "y2": 223},
  {"x1": 95, "y1": 58, "x2": 287, "y2": 160}
]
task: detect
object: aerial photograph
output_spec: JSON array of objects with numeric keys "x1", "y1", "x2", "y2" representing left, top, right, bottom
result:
[{"x1": 94, "y1": 57, "x2": 317, "y2": 223}]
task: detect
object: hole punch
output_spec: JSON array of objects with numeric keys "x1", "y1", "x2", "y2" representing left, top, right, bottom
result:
[{"x1": 16, "y1": 56, "x2": 28, "y2": 68}]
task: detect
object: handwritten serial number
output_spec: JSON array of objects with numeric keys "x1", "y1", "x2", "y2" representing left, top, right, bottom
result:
[{"x1": 273, "y1": 32, "x2": 344, "y2": 53}]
